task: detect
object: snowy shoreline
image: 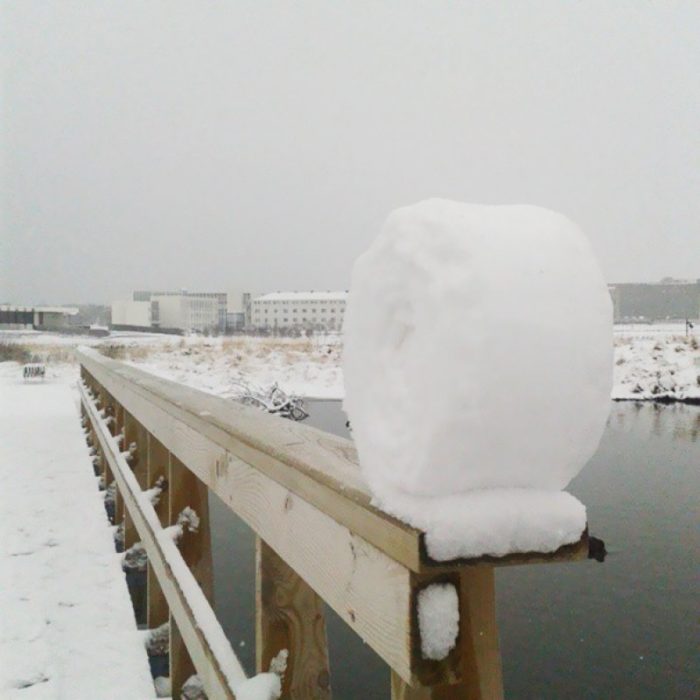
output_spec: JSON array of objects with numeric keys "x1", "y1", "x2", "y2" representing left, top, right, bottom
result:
[{"x1": 2, "y1": 324, "x2": 699, "y2": 405}]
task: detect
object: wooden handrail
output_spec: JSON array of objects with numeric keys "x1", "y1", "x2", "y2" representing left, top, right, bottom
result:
[{"x1": 77, "y1": 347, "x2": 593, "y2": 699}]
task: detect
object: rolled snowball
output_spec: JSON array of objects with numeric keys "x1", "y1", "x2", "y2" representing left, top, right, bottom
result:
[{"x1": 343, "y1": 199, "x2": 612, "y2": 497}]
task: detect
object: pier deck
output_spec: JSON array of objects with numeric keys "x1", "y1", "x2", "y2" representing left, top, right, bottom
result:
[{"x1": 0, "y1": 366, "x2": 154, "y2": 699}]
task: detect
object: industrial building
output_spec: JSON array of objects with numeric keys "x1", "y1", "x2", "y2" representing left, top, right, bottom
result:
[
  {"x1": 250, "y1": 291, "x2": 348, "y2": 332},
  {"x1": 609, "y1": 279, "x2": 700, "y2": 322},
  {"x1": 0, "y1": 305, "x2": 79, "y2": 331},
  {"x1": 226, "y1": 292, "x2": 251, "y2": 332},
  {"x1": 111, "y1": 290, "x2": 226, "y2": 334}
]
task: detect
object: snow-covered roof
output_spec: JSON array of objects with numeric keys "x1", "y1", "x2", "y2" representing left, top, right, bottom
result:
[
  {"x1": 0, "y1": 305, "x2": 79, "y2": 315},
  {"x1": 35, "y1": 306, "x2": 79, "y2": 315},
  {"x1": 255, "y1": 291, "x2": 349, "y2": 302}
]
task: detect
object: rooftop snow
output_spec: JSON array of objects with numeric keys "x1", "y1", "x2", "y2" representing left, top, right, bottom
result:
[{"x1": 255, "y1": 291, "x2": 348, "y2": 302}]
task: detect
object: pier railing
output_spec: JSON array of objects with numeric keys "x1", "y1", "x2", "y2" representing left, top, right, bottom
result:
[{"x1": 77, "y1": 347, "x2": 591, "y2": 699}]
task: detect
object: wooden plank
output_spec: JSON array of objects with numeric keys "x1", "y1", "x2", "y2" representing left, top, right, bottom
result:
[
  {"x1": 220, "y1": 451, "x2": 417, "y2": 682},
  {"x1": 256, "y1": 537, "x2": 332, "y2": 699},
  {"x1": 79, "y1": 382, "x2": 247, "y2": 699},
  {"x1": 77, "y1": 349, "x2": 424, "y2": 571},
  {"x1": 80, "y1": 365, "x2": 429, "y2": 684},
  {"x1": 76, "y1": 349, "x2": 589, "y2": 572}
]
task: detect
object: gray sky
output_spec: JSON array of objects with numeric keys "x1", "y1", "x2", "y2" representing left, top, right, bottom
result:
[{"x1": 2, "y1": 1, "x2": 699, "y2": 305}]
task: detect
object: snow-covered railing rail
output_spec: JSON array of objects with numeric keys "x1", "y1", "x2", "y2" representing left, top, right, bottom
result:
[{"x1": 77, "y1": 347, "x2": 594, "y2": 699}]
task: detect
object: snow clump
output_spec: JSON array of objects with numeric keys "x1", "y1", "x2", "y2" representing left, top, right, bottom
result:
[
  {"x1": 343, "y1": 200, "x2": 612, "y2": 558},
  {"x1": 418, "y1": 583, "x2": 460, "y2": 660}
]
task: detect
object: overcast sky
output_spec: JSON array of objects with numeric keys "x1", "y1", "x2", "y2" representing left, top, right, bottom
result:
[{"x1": 2, "y1": 1, "x2": 699, "y2": 305}]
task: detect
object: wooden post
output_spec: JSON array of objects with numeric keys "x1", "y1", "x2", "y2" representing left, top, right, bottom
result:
[
  {"x1": 256, "y1": 537, "x2": 332, "y2": 699},
  {"x1": 392, "y1": 567, "x2": 503, "y2": 700},
  {"x1": 170, "y1": 615, "x2": 195, "y2": 695},
  {"x1": 146, "y1": 433, "x2": 170, "y2": 629},
  {"x1": 457, "y1": 567, "x2": 503, "y2": 700},
  {"x1": 104, "y1": 394, "x2": 125, "y2": 528},
  {"x1": 168, "y1": 453, "x2": 214, "y2": 697},
  {"x1": 123, "y1": 411, "x2": 148, "y2": 550}
]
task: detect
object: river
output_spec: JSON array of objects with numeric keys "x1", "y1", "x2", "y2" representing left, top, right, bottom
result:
[{"x1": 208, "y1": 400, "x2": 699, "y2": 699}]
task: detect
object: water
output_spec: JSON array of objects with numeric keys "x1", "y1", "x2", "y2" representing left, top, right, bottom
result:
[{"x1": 209, "y1": 401, "x2": 699, "y2": 699}]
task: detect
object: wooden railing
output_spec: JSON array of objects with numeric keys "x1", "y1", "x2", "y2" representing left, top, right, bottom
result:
[{"x1": 77, "y1": 347, "x2": 592, "y2": 699}]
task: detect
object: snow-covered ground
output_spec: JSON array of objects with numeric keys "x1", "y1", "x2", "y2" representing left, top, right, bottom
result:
[
  {"x1": 3, "y1": 324, "x2": 699, "y2": 404},
  {"x1": 613, "y1": 324, "x2": 700, "y2": 402},
  {"x1": 0, "y1": 363, "x2": 154, "y2": 699},
  {"x1": 1, "y1": 331, "x2": 343, "y2": 400}
]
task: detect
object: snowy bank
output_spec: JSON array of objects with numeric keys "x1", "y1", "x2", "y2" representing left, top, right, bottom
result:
[
  {"x1": 5, "y1": 326, "x2": 698, "y2": 406},
  {"x1": 613, "y1": 326, "x2": 700, "y2": 403}
]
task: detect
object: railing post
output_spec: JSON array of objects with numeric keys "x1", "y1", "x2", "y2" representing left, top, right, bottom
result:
[
  {"x1": 168, "y1": 453, "x2": 214, "y2": 696},
  {"x1": 146, "y1": 433, "x2": 170, "y2": 630},
  {"x1": 123, "y1": 411, "x2": 147, "y2": 550},
  {"x1": 256, "y1": 537, "x2": 332, "y2": 699},
  {"x1": 105, "y1": 394, "x2": 125, "y2": 530},
  {"x1": 391, "y1": 567, "x2": 503, "y2": 700},
  {"x1": 457, "y1": 567, "x2": 503, "y2": 699}
]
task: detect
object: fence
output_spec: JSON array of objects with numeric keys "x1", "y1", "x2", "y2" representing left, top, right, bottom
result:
[{"x1": 77, "y1": 347, "x2": 592, "y2": 699}]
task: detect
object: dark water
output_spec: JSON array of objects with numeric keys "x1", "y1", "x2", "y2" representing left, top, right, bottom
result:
[{"x1": 209, "y1": 401, "x2": 699, "y2": 699}]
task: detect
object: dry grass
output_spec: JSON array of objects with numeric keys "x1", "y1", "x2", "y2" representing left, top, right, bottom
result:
[{"x1": 0, "y1": 342, "x2": 33, "y2": 364}]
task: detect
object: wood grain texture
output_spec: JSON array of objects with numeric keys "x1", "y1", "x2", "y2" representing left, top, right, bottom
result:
[
  {"x1": 456, "y1": 568, "x2": 503, "y2": 700},
  {"x1": 256, "y1": 537, "x2": 332, "y2": 699},
  {"x1": 78, "y1": 351, "x2": 423, "y2": 570},
  {"x1": 391, "y1": 672, "x2": 471, "y2": 700}
]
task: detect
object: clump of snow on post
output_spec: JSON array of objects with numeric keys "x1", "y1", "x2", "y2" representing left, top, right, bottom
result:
[
  {"x1": 418, "y1": 584, "x2": 460, "y2": 660},
  {"x1": 343, "y1": 200, "x2": 612, "y2": 558}
]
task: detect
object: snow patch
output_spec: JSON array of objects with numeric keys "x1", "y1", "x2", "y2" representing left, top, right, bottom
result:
[{"x1": 418, "y1": 584, "x2": 460, "y2": 660}]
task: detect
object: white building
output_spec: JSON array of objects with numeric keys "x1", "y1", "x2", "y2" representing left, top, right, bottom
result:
[
  {"x1": 250, "y1": 291, "x2": 348, "y2": 332},
  {"x1": 134, "y1": 290, "x2": 227, "y2": 332},
  {"x1": 112, "y1": 291, "x2": 225, "y2": 334},
  {"x1": 153, "y1": 294, "x2": 219, "y2": 333},
  {"x1": 111, "y1": 300, "x2": 152, "y2": 328}
]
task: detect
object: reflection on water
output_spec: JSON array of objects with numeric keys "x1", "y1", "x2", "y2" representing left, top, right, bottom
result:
[
  {"x1": 210, "y1": 401, "x2": 699, "y2": 699},
  {"x1": 609, "y1": 400, "x2": 700, "y2": 443}
]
